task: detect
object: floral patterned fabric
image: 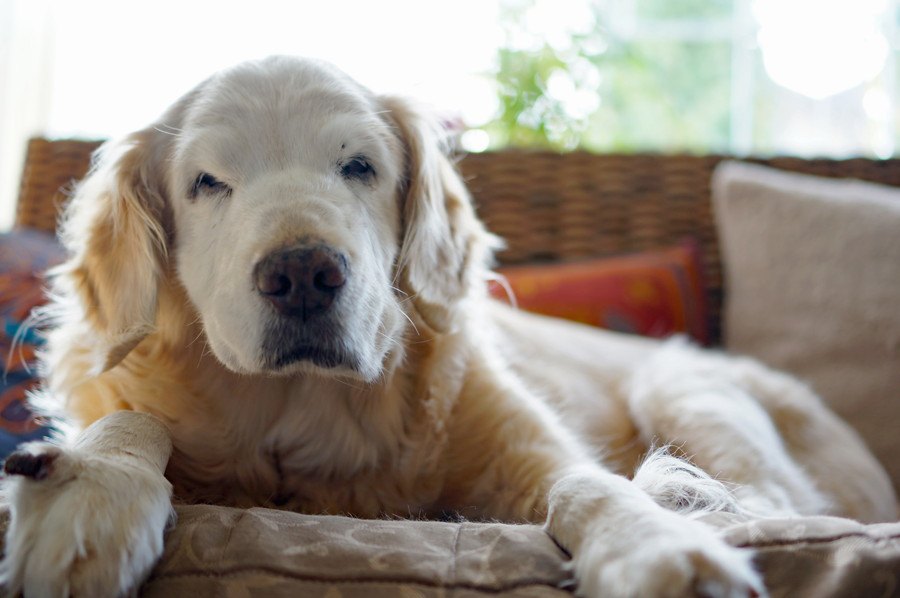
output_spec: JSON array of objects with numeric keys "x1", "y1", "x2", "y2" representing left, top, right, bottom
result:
[
  {"x1": 2, "y1": 505, "x2": 894, "y2": 597},
  {"x1": 137, "y1": 506, "x2": 572, "y2": 597},
  {"x1": 490, "y1": 242, "x2": 709, "y2": 345},
  {"x1": 723, "y1": 515, "x2": 900, "y2": 598},
  {"x1": 0, "y1": 229, "x2": 65, "y2": 458}
]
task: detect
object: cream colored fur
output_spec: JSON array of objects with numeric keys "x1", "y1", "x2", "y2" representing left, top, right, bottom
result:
[{"x1": 2, "y1": 56, "x2": 896, "y2": 598}]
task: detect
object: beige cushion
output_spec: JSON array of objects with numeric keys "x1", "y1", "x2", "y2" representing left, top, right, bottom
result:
[
  {"x1": 713, "y1": 161, "x2": 900, "y2": 492},
  {"x1": 4, "y1": 505, "x2": 900, "y2": 596}
]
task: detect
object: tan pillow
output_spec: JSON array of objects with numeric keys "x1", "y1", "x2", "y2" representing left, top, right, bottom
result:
[{"x1": 713, "y1": 161, "x2": 900, "y2": 493}]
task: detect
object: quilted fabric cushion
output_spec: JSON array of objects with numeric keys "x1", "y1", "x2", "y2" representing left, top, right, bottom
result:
[
  {"x1": 0, "y1": 228, "x2": 65, "y2": 457},
  {"x1": 490, "y1": 242, "x2": 709, "y2": 344},
  {"x1": 0, "y1": 504, "x2": 890, "y2": 597}
]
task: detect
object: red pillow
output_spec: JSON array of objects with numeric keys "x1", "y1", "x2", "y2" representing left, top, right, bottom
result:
[{"x1": 489, "y1": 242, "x2": 709, "y2": 344}]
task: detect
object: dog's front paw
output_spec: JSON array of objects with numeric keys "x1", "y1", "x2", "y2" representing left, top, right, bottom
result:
[
  {"x1": 0, "y1": 440, "x2": 173, "y2": 597},
  {"x1": 575, "y1": 514, "x2": 764, "y2": 598}
]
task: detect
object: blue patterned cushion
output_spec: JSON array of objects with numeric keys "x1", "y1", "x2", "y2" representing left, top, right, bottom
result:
[{"x1": 0, "y1": 228, "x2": 65, "y2": 456}]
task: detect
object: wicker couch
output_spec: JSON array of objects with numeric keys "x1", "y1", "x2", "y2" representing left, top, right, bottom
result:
[{"x1": 5, "y1": 139, "x2": 900, "y2": 597}]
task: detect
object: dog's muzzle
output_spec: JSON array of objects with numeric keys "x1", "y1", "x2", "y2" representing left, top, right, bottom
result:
[{"x1": 254, "y1": 244, "x2": 358, "y2": 372}]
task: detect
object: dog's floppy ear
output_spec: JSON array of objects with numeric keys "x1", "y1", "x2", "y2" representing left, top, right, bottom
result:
[
  {"x1": 55, "y1": 128, "x2": 171, "y2": 373},
  {"x1": 382, "y1": 96, "x2": 499, "y2": 332}
]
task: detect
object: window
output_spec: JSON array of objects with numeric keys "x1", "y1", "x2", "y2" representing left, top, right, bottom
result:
[
  {"x1": 1, "y1": 0, "x2": 897, "y2": 228},
  {"x1": 484, "y1": 0, "x2": 899, "y2": 157}
]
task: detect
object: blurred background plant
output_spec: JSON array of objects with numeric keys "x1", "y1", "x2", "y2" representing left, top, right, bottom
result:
[{"x1": 474, "y1": 0, "x2": 897, "y2": 156}]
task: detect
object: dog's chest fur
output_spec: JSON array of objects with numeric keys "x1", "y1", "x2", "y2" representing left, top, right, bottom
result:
[
  {"x1": 165, "y1": 385, "x2": 450, "y2": 517},
  {"x1": 55, "y1": 326, "x2": 462, "y2": 519},
  {"x1": 44, "y1": 266, "x2": 472, "y2": 519}
]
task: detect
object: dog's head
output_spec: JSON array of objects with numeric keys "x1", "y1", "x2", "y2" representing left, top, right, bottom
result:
[{"x1": 57, "y1": 56, "x2": 496, "y2": 383}]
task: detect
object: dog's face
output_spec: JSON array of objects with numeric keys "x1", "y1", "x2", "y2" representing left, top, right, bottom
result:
[
  {"x1": 170, "y1": 60, "x2": 406, "y2": 380},
  {"x1": 59, "y1": 57, "x2": 494, "y2": 383}
]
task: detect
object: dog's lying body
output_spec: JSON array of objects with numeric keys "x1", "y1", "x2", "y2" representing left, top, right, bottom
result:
[{"x1": 2, "y1": 56, "x2": 896, "y2": 597}]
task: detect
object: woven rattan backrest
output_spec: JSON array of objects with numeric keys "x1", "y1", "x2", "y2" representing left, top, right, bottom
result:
[
  {"x1": 460, "y1": 151, "x2": 900, "y2": 342},
  {"x1": 15, "y1": 138, "x2": 900, "y2": 342},
  {"x1": 15, "y1": 138, "x2": 103, "y2": 234}
]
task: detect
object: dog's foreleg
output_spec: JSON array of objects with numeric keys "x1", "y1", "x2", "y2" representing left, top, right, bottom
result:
[
  {"x1": 628, "y1": 342, "x2": 831, "y2": 518},
  {"x1": 546, "y1": 462, "x2": 764, "y2": 598},
  {"x1": 451, "y1": 361, "x2": 765, "y2": 598},
  {"x1": 1, "y1": 410, "x2": 173, "y2": 597}
]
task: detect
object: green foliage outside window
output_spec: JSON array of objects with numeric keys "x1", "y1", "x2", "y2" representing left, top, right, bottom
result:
[{"x1": 485, "y1": 1, "x2": 734, "y2": 153}]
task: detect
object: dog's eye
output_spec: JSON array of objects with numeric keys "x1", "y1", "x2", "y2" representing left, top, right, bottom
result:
[
  {"x1": 190, "y1": 173, "x2": 232, "y2": 199},
  {"x1": 340, "y1": 157, "x2": 375, "y2": 182}
]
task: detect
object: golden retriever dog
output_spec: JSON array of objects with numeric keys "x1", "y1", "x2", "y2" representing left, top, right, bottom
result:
[{"x1": 1, "y1": 56, "x2": 896, "y2": 597}]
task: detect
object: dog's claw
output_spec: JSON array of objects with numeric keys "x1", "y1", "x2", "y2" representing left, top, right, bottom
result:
[{"x1": 3, "y1": 450, "x2": 57, "y2": 480}]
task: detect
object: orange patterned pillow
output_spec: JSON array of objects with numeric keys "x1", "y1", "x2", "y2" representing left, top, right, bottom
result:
[{"x1": 490, "y1": 242, "x2": 709, "y2": 344}]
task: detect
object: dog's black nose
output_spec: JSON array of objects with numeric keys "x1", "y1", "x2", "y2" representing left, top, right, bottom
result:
[{"x1": 253, "y1": 245, "x2": 348, "y2": 319}]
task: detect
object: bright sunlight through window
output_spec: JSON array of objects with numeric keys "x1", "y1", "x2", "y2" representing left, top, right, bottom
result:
[
  {"x1": 1, "y1": 0, "x2": 898, "y2": 228},
  {"x1": 755, "y1": 0, "x2": 890, "y2": 100}
]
